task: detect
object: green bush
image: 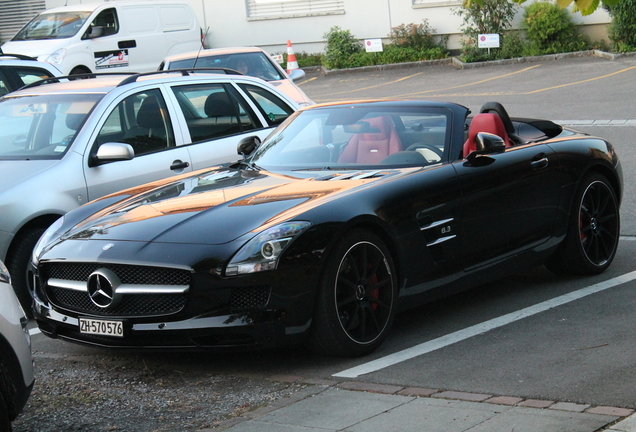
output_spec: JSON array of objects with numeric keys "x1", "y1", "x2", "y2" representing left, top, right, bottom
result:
[
  {"x1": 321, "y1": 24, "x2": 447, "y2": 70},
  {"x1": 389, "y1": 20, "x2": 448, "y2": 51},
  {"x1": 605, "y1": 0, "x2": 636, "y2": 52},
  {"x1": 522, "y1": 2, "x2": 590, "y2": 55},
  {"x1": 454, "y1": 0, "x2": 520, "y2": 62},
  {"x1": 322, "y1": 26, "x2": 363, "y2": 69},
  {"x1": 281, "y1": 51, "x2": 323, "y2": 69}
]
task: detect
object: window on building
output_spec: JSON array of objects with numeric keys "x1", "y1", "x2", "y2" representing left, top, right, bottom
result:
[
  {"x1": 246, "y1": 0, "x2": 344, "y2": 21},
  {"x1": 412, "y1": 0, "x2": 461, "y2": 7}
]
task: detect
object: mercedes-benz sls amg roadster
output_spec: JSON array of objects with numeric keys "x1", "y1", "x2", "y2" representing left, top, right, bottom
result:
[{"x1": 31, "y1": 100, "x2": 622, "y2": 357}]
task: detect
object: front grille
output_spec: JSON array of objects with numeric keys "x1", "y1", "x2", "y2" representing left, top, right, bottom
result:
[
  {"x1": 41, "y1": 262, "x2": 191, "y2": 317},
  {"x1": 230, "y1": 286, "x2": 271, "y2": 312},
  {"x1": 49, "y1": 286, "x2": 186, "y2": 316},
  {"x1": 46, "y1": 263, "x2": 190, "y2": 285}
]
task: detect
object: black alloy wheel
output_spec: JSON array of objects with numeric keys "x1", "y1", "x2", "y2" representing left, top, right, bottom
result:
[
  {"x1": 308, "y1": 229, "x2": 397, "y2": 357},
  {"x1": 548, "y1": 173, "x2": 619, "y2": 275}
]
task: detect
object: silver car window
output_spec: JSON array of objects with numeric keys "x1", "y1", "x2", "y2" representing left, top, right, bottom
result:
[{"x1": 0, "y1": 94, "x2": 102, "y2": 160}]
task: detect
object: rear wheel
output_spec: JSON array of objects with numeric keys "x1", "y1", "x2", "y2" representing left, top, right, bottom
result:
[
  {"x1": 307, "y1": 229, "x2": 397, "y2": 357},
  {"x1": 547, "y1": 173, "x2": 619, "y2": 275}
]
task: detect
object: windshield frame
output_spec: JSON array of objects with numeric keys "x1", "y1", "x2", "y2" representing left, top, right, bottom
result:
[{"x1": 250, "y1": 105, "x2": 453, "y2": 172}]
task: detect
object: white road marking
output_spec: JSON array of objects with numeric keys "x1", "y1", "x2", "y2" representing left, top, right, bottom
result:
[
  {"x1": 333, "y1": 270, "x2": 636, "y2": 378},
  {"x1": 29, "y1": 327, "x2": 41, "y2": 336}
]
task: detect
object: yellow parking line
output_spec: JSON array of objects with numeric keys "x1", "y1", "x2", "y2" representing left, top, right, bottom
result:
[
  {"x1": 390, "y1": 65, "x2": 542, "y2": 98},
  {"x1": 326, "y1": 72, "x2": 424, "y2": 95},
  {"x1": 523, "y1": 65, "x2": 636, "y2": 94},
  {"x1": 297, "y1": 77, "x2": 318, "y2": 85}
]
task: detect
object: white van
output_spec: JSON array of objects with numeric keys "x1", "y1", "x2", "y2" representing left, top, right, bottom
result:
[{"x1": 1, "y1": 1, "x2": 203, "y2": 75}]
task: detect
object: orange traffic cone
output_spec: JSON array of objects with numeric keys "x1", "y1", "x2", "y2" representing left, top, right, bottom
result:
[{"x1": 286, "y1": 40, "x2": 299, "y2": 74}]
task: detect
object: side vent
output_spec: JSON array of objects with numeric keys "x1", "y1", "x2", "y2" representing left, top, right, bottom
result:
[{"x1": 418, "y1": 217, "x2": 456, "y2": 263}]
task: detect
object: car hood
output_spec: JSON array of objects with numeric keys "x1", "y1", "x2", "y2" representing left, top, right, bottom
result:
[
  {"x1": 62, "y1": 168, "x2": 398, "y2": 246},
  {"x1": 0, "y1": 159, "x2": 59, "y2": 194},
  {"x1": 2, "y1": 39, "x2": 69, "y2": 58}
]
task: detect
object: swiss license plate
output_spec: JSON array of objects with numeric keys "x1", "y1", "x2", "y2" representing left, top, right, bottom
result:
[{"x1": 79, "y1": 318, "x2": 124, "y2": 337}]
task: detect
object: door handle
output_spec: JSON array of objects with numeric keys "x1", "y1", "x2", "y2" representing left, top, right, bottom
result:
[
  {"x1": 118, "y1": 40, "x2": 136, "y2": 49},
  {"x1": 170, "y1": 160, "x2": 190, "y2": 171},
  {"x1": 531, "y1": 153, "x2": 549, "y2": 170}
]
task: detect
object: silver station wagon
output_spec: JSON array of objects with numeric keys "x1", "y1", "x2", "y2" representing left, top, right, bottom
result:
[{"x1": 0, "y1": 69, "x2": 300, "y2": 310}]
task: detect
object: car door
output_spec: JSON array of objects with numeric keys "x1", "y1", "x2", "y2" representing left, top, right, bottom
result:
[
  {"x1": 453, "y1": 143, "x2": 562, "y2": 270},
  {"x1": 169, "y1": 81, "x2": 296, "y2": 170},
  {"x1": 84, "y1": 87, "x2": 192, "y2": 201}
]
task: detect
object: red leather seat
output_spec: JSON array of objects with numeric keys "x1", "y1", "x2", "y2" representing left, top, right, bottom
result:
[
  {"x1": 463, "y1": 113, "x2": 511, "y2": 157},
  {"x1": 338, "y1": 116, "x2": 402, "y2": 164}
]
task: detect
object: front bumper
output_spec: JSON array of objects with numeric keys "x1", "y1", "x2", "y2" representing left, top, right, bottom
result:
[{"x1": 33, "y1": 297, "x2": 311, "y2": 350}]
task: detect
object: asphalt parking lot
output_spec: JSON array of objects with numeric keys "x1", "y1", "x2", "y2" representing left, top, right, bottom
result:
[{"x1": 16, "y1": 53, "x2": 636, "y2": 431}]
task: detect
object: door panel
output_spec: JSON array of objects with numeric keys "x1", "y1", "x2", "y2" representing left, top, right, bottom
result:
[{"x1": 453, "y1": 143, "x2": 562, "y2": 269}]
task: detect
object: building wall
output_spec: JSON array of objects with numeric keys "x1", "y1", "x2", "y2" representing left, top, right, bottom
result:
[{"x1": 38, "y1": 0, "x2": 611, "y2": 55}]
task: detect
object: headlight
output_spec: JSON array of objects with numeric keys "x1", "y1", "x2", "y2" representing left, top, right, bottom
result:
[
  {"x1": 32, "y1": 216, "x2": 65, "y2": 265},
  {"x1": 226, "y1": 221, "x2": 310, "y2": 276},
  {"x1": 0, "y1": 260, "x2": 10, "y2": 284},
  {"x1": 45, "y1": 48, "x2": 67, "y2": 65}
]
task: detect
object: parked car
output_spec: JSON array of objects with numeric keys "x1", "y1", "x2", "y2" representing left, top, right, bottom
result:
[
  {"x1": 0, "y1": 69, "x2": 299, "y2": 312},
  {"x1": 0, "y1": 259, "x2": 34, "y2": 430},
  {"x1": 31, "y1": 101, "x2": 622, "y2": 357},
  {"x1": 1, "y1": 1, "x2": 203, "y2": 75},
  {"x1": 0, "y1": 51, "x2": 61, "y2": 96},
  {"x1": 160, "y1": 47, "x2": 313, "y2": 106}
]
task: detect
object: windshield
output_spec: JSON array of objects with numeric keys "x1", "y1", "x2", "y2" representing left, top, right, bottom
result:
[
  {"x1": 13, "y1": 11, "x2": 91, "y2": 40},
  {"x1": 250, "y1": 106, "x2": 451, "y2": 171},
  {"x1": 0, "y1": 93, "x2": 103, "y2": 160},
  {"x1": 168, "y1": 52, "x2": 284, "y2": 82}
]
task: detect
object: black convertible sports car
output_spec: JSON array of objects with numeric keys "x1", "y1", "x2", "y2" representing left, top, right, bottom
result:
[{"x1": 31, "y1": 100, "x2": 622, "y2": 357}]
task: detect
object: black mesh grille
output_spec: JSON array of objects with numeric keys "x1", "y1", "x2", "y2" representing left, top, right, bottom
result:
[
  {"x1": 42, "y1": 262, "x2": 191, "y2": 317},
  {"x1": 230, "y1": 286, "x2": 271, "y2": 312},
  {"x1": 46, "y1": 263, "x2": 190, "y2": 285},
  {"x1": 48, "y1": 287, "x2": 186, "y2": 316}
]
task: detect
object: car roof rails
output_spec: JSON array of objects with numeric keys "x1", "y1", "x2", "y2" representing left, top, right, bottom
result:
[
  {"x1": 116, "y1": 68, "x2": 243, "y2": 87},
  {"x1": 0, "y1": 52, "x2": 39, "y2": 61},
  {"x1": 19, "y1": 72, "x2": 136, "y2": 90}
]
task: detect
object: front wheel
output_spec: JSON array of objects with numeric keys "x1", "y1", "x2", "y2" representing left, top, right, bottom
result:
[
  {"x1": 307, "y1": 229, "x2": 397, "y2": 357},
  {"x1": 6, "y1": 227, "x2": 46, "y2": 315},
  {"x1": 547, "y1": 173, "x2": 619, "y2": 275}
]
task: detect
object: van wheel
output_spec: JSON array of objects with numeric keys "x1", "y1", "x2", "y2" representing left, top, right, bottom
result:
[
  {"x1": 6, "y1": 227, "x2": 46, "y2": 316},
  {"x1": 69, "y1": 66, "x2": 91, "y2": 76}
]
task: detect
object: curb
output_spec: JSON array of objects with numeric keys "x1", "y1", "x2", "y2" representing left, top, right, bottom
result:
[
  {"x1": 208, "y1": 373, "x2": 635, "y2": 431},
  {"x1": 304, "y1": 49, "x2": 636, "y2": 76}
]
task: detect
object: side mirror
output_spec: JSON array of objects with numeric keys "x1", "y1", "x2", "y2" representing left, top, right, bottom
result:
[
  {"x1": 237, "y1": 135, "x2": 261, "y2": 159},
  {"x1": 466, "y1": 133, "x2": 506, "y2": 163},
  {"x1": 91, "y1": 142, "x2": 135, "y2": 166},
  {"x1": 288, "y1": 69, "x2": 306, "y2": 82}
]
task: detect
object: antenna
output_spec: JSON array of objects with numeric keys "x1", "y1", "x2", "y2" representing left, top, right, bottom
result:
[{"x1": 193, "y1": 26, "x2": 210, "y2": 68}]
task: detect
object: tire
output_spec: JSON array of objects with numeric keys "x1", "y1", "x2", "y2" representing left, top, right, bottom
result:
[
  {"x1": 69, "y1": 67, "x2": 91, "y2": 76},
  {"x1": 307, "y1": 229, "x2": 397, "y2": 357},
  {"x1": 547, "y1": 173, "x2": 619, "y2": 275},
  {"x1": 0, "y1": 380, "x2": 11, "y2": 432},
  {"x1": 6, "y1": 227, "x2": 46, "y2": 315}
]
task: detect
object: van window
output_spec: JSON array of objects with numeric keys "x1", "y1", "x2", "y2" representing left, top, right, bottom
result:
[
  {"x1": 89, "y1": 8, "x2": 119, "y2": 37},
  {"x1": 171, "y1": 83, "x2": 257, "y2": 143},
  {"x1": 95, "y1": 89, "x2": 175, "y2": 156},
  {"x1": 12, "y1": 12, "x2": 92, "y2": 41}
]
